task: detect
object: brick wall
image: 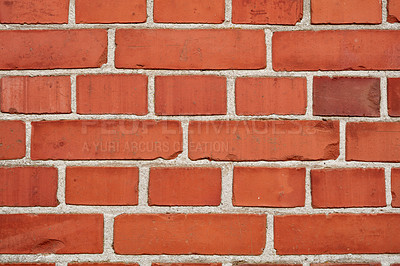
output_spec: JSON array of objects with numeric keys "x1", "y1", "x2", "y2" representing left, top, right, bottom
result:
[{"x1": 1, "y1": 0, "x2": 400, "y2": 265}]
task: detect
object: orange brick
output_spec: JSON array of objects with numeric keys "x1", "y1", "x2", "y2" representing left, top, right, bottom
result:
[
  {"x1": 155, "y1": 76, "x2": 227, "y2": 115},
  {"x1": 232, "y1": 0, "x2": 303, "y2": 25},
  {"x1": 31, "y1": 120, "x2": 182, "y2": 160},
  {"x1": 149, "y1": 167, "x2": 221, "y2": 206},
  {"x1": 0, "y1": 167, "x2": 58, "y2": 207},
  {"x1": 233, "y1": 167, "x2": 305, "y2": 207},
  {"x1": 235, "y1": 77, "x2": 307, "y2": 115},
  {"x1": 114, "y1": 213, "x2": 266, "y2": 254},
  {"x1": 0, "y1": 30, "x2": 107, "y2": 70},
  {"x1": 275, "y1": 214, "x2": 400, "y2": 254},
  {"x1": 1, "y1": 76, "x2": 71, "y2": 114},
  {"x1": 189, "y1": 120, "x2": 339, "y2": 161},
  {"x1": 346, "y1": 122, "x2": 400, "y2": 162},
  {"x1": 76, "y1": 74, "x2": 148, "y2": 115},
  {"x1": 0, "y1": 0, "x2": 69, "y2": 24},
  {"x1": 154, "y1": 0, "x2": 225, "y2": 23},
  {"x1": 311, "y1": 168, "x2": 386, "y2": 208},
  {"x1": 115, "y1": 29, "x2": 266, "y2": 69},
  {"x1": 0, "y1": 120, "x2": 25, "y2": 160},
  {"x1": 388, "y1": 0, "x2": 400, "y2": 22},
  {"x1": 273, "y1": 30, "x2": 400, "y2": 71},
  {"x1": 391, "y1": 168, "x2": 400, "y2": 207},
  {"x1": 311, "y1": 0, "x2": 382, "y2": 24},
  {"x1": 0, "y1": 214, "x2": 103, "y2": 254},
  {"x1": 76, "y1": 0, "x2": 146, "y2": 23},
  {"x1": 66, "y1": 167, "x2": 139, "y2": 205}
]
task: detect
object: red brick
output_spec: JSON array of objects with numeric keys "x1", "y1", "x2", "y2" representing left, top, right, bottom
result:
[
  {"x1": 0, "y1": 30, "x2": 107, "y2": 70},
  {"x1": 273, "y1": 30, "x2": 400, "y2": 71},
  {"x1": 388, "y1": 78, "x2": 400, "y2": 116},
  {"x1": 155, "y1": 76, "x2": 227, "y2": 115},
  {"x1": 76, "y1": 74, "x2": 148, "y2": 115},
  {"x1": 232, "y1": 0, "x2": 303, "y2": 25},
  {"x1": 154, "y1": 0, "x2": 225, "y2": 23},
  {"x1": 388, "y1": 0, "x2": 400, "y2": 22},
  {"x1": 391, "y1": 168, "x2": 400, "y2": 207},
  {"x1": 0, "y1": 214, "x2": 103, "y2": 254},
  {"x1": 66, "y1": 167, "x2": 138, "y2": 206},
  {"x1": 0, "y1": 0, "x2": 69, "y2": 24},
  {"x1": 233, "y1": 167, "x2": 305, "y2": 207},
  {"x1": 235, "y1": 77, "x2": 307, "y2": 115},
  {"x1": 189, "y1": 120, "x2": 339, "y2": 161},
  {"x1": 275, "y1": 214, "x2": 400, "y2": 254},
  {"x1": 311, "y1": 168, "x2": 386, "y2": 208},
  {"x1": 346, "y1": 122, "x2": 400, "y2": 162},
  {"x1": 76, "y1": 0, "x2": 146, "y2": 23},
  {"x1": 114, "y1": 213, "x2": 266, "y2": 254},
  {"x1": 115, "y1": 29, "x2": 266, "y2": 70},
  {"x1": 1, "y1": 76, "x2": 71, "y2": 114},
  {"x1": 311, "y1": 0, "x2": 382, "y2": 24},
  {"x1": 148, "y1": 167, "x2": 221, "y2": 206},
  {"x1": 0, "y1": 167, "x2": 58, "y2": 207},
  {"x1": 31, "y1": 120, "x2": 182, "y2": 160},
  {"x1": 0, "y1": 120, "x2": 25, "y2": 160},
  {"x1": 313, "y1": 77, "x2": 380, "y2": 117}
]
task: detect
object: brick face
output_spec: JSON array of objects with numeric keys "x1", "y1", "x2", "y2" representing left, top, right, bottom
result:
[
  {"x1": 76, "y1": 0, "x2": 147, "y2": 23},
  {"x1": 66, "y1": 167, "x2": 139, "y2": 205},
  {"x1": 0, "y1": 214, "x2": 103, "y2": 254},
  {"x1": 76, "y1": 74, "x2": 148, "y2": 115},
  {"x1": 273, "y1": 30, "x2": 400, "y2": 71},
  {"x1": 155, "y1": 75, "x2": 227, "y2": 115},
  {"x1": 1, "y1": 0, "x2": 398, "y2": 262},
  {"x1": 0, "y1": 167, "x2": 58, "y2": 207},
  {"x1": 391, "y1": 168, "x2": 400, "y2": 207},
  {"x1": 153, "y1": 0, "x2": 225, "y2": 23},
  {"x1": 232, "y1": 0, "x2": 303, "y2": 25},
  {"x1": 233, "y1": 167, "x2": 305, "y2": 207},
  {"x1": 0, "y1": 0, "x2": 69, "y2": 24},
  {"x1": 114, "y1": 213, "x2": 266, "y2": 254},
  {"x1": 1, "y1": 76, "x2": 71, "y2": 114},
  {"x1": 388, "y1": 78, "x2": 400, "y2": 116},
  {"x1": 149, "y1": 167, "x2": 221, "y2": 206},
  {"x1": 31, "y1": 120, "x2": 182, "y2": 160},
  {"x1": 0, "y1": 30, "x2": 108, "y2": 70},
  {"x1": 189, "y1": 120, "x2": 340, "y2": 161},
  {"x1": 311, "y1": 0, "x2": 382, "y2": 24},
  {"x1": 313, "y1": 77, "x2": 380, "y2": 117},
  {"x1": 388, "y1": 0, "x2": 400, "y2": 22},
  {"x1": 115, "y1": 29, "x2": 266, "y2": 69},
  {"x1": 275, "y1": 214, "x2": 400, "y2": 254},
  {"x1": 311, "y1": 168, "x2": 386, "y2": 208},
  {"x1": 235, "y1": 77, "x2": 307, "y2": 115},
  {"x1": 0, "y1": 120, "x2": 26, "y2": 159},
  {"x1": 346, "y1": 122, "x2": 400, "y2": 162}
]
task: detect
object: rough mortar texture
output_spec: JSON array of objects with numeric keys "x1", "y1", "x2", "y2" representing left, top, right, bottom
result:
[{"x1": 1, "y1": 0, "x2": 400, "y2": 266}]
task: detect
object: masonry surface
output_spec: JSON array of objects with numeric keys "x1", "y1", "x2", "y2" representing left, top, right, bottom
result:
[{"x1": 1, "y1": 0, "x2": 400, "y2": 266}]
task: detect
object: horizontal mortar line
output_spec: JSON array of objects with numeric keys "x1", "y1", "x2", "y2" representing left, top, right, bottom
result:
[
  {"x1": 1, "y1": 23, "x2": 400, "y2": 31},
  {"x1": 1, "y1": 69, "x2": 400, "y2": 77},
  {"x1": 1, "y1": 114, "x2": 400, "y2": 122},
  {"x1": 0, "y1": 159, "x2": 400, "y2": 167},
  {"x1": 0, "y1": 206, "x2": 398, "y2": 215},
  {"x1": 1, "y1": 254, "x2": 400, "y2": 263},
  {"x1": 1, "y1": 159, "x2": 400, "y2": 167}
]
